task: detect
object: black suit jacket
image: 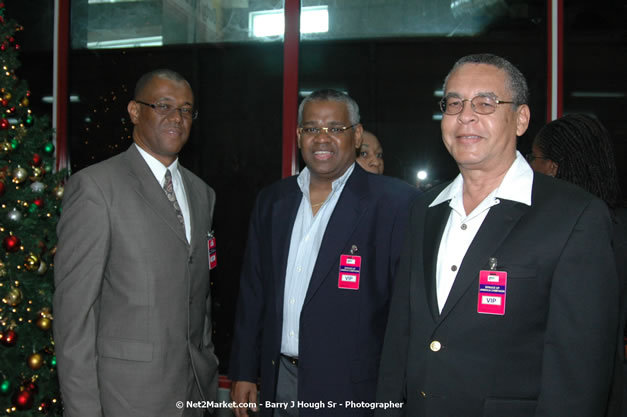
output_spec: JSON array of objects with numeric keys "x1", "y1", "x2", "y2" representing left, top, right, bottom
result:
[
  {"x1": 229, "y1": 164, "x2": 419, "y2": 416},
  {"x1": 376, "y1": 173, "x2": 619, "y2": 417}
]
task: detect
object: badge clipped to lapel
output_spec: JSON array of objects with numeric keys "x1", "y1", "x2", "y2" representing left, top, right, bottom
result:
[
  {"x1": 207, "y1": 231, "x2": 217, "y2": 270},
  {"x1": 477, "y1": 257, "x2": 507, "y2": 315},
  {"x1": 338, "y1": 245, "x2": 361, "y2": 290}
]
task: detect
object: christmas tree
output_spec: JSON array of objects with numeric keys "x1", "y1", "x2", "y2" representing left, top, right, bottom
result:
[{"x1": 0, "y1": 3, "x2": 64, "y2": 416}]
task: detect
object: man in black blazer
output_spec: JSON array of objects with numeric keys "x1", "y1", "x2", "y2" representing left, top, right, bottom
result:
[
  {"x1": 229, "y1": 89, "x2": 418, "y2": 416},
  {"x1": 376, "y1": 54, "x2": 619, "y2": 417}
]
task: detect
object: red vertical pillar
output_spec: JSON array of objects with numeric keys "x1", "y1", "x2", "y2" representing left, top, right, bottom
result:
[
  {"x1": 546, "y1": 0, "x2": 563, "y2": 122},
  {"x1": 281, "y1": 0, "x2": 300, "y2": 178},
  {"x1": 54, "y1": 0, "x2": 70, "y2": 172}
]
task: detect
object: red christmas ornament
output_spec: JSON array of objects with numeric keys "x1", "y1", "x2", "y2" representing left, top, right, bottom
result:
[
  {"x1": 0, "y1": 118, "x2": 8, "y2": 129},
  {"x1": 12, "y1": 388, "x2": 33, "y2": 410},
  {"x1": 25, "y1": 381, "x2": 38, "y2": 394},
  {"x1": 0, "y1": 3, "x2": 5, "y2": 8},
  {"x1": 32, "y1": 153, "x2": 42, "y2": 166},
  {"x1": 33, "y1": 198, "x2": 43, "y2": 208},
  {"x1": 0, "y1": 181, "x2": 4, "y2": 196},
  {"x1": 39, "y1": 400, "x2": 51, "y2": 412},
  {"x1": 0, "y1": 329, "x2": 17, "y2": 346},
  {"x1": 1, "y1": 99, "x2": 7, "y2": 106},
  {"x1": 0, "y1": 44, "x2": 5, "y2": 52},
  {"x1": 8, "y1": 36, "x2": 13, "y2": 43},
  {"x1": 14, "y1": 44, "x2": 19, "y2": 50},
  {"x1": 0, "y1": 16, "x2": 4, "y2": 24},
  {"x1": 3, "y1": 235, "x2": 20, "y2": 252}
]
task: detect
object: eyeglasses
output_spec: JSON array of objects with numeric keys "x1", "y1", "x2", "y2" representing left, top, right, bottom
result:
[
  {"x1": 525, "y1": 153, "x2": 550, "y2": 163},
  {"x1": 439, "y1": 95, "x2": 515, "y2": 115},
  {"x1": 299, "y1": 124, "x2": 357, "y2": 138},
  {"x1": 135, "y1": 100, "x2": 198, "y2": 120}
]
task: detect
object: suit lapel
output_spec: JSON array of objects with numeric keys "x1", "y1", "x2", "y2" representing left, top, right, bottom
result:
[
  {"x1": 272, "y1": 181, "x2": 302, "y2": 319},
  {"x1": 124, "y1": 145, "x2": 188, "y2": 246},
  {"x1": 438, "y1": 199, "x2": 528, "y2": 320},
  {"x1": 423, "y1": 202, "x2": 451, "y2": 321},
  {"x1": 180, "y1": 167, "x2": 201, "y2": 250},
  {"x1": 303, "y1": 168, "x2": 367, "y2": 306}
]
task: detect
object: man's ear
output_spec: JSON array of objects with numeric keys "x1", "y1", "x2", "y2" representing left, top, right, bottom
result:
[
  {"x1": 296, "y1": 127, "x2": 302, "y2": 149},
  {"x1": 127, "y1": 101, "x2": 140, "y2": 125},
  {"x1": 353, "y1": 124, "x2": 363, "y2": 149},
  {"x1": 515, "y1": 104, "x2": 530, "y2": 137}
]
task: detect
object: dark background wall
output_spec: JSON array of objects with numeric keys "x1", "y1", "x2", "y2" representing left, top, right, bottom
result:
[{"x1": 11, "y1": 0, "x2": 627, "y2": 373}]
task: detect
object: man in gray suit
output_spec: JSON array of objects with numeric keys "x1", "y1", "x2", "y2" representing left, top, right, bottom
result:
[{"x1": 54, "y1": 69, "x2": 218, "y2": 417}]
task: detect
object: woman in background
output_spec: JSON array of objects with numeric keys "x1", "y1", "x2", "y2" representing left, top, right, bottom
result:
[
  {"x1": 357, "y1": 130, "x2": 384, "y2": 175},
  {"x1": 529, "y1": 113, "x2": 626, "y2": 417}
]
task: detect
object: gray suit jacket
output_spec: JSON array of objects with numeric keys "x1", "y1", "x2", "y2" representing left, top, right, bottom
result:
[{"x1": 54, "y1": 145, "x2": 218, "y2": 417}]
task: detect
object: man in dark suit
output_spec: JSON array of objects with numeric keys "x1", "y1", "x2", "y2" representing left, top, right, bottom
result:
[
  {"x1": 377, "y1": 54, "x2": 619, "y2": 417},
  {"x1": 375, "y1": 53, "x2": 620, "y2": 417},
  {"x1": 229, "y1": 89, "x2": 418, "y2": 417},
  {"x1": 54, "y1": 69, "x2": 218, "y2": 417}
]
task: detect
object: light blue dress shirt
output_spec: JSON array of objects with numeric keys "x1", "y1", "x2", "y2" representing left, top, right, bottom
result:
[{"x1": 280, "y1": 163, "x2": 355, "y2": 357}]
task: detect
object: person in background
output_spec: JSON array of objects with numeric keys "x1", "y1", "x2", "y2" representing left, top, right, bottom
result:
[
  {"x1": 54, "y1": 69, "x2": 218, "y2": 417},
  {"x1": 357, "y1": 130, "x2": 384, "y2": 174},
  {"x1": 529, "y1": 113, "x2": 626, "y2": 417}
]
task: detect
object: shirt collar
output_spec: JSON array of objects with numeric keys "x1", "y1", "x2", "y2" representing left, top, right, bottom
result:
[
  {"x1": 135, "y1": 143, "x2": 180, "y2": 184},
  {"x1": 296, "y1": 163, "x2": 355, "y2": 200},
  {"x1": 429, "y1": 151, "x2": 534, "y2": 208}
]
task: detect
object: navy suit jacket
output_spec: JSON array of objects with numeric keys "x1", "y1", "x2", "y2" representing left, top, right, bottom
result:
[
  {"x1": 229, "y1": 164, "x2": 419, "y2": 416},
  {"x1": 376, "y1": 173, "x2": 620, "y2": 417}
]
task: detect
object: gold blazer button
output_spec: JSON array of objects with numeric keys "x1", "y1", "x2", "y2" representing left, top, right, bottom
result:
[{"x1": 429, "y1": 341, "x2": 442, "y2": 352}]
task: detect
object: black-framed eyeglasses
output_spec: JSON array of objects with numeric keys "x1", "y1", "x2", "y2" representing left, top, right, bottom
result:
[
  {"x1": 135, "y1": 100, "x2": 198, "y2": 120},
  {"x1": 525, "y1": 153, "x2": 550, "y2": 163},
  {"x1": 299, "y1": 124, "x2": 357, "y2": 138},
  {"x1": 439, "y1": 95, "x2": 515, "y2": 115}
]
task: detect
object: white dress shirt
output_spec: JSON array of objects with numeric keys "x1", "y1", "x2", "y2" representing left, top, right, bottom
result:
[
  {"x1": 429, "y1": 151, "x2": 533, "y2": 313},
  {"x1": 280, "y1": 163, "x2": 355, "y2": 357},
  {"x1": 135, "y1": 144, "x2": 191, "y2": 242}
]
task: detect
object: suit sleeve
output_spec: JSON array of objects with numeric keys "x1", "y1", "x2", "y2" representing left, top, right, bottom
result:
[
  {"x1": 535, "y1": 198, "x2": 619, "y2": 416},
  {"x1": 387, "y1": 190, "x2": 420, "y2": 289},
  {"x1": 53, "y1": 172, "x2": 110, "y2": 417},
  {"x1": 375, "y1": 203, "x2": 417, "y2": 417},
  {"x1": 202, "y1": 186, "x2": 219, "y2": 398},
  {"x1": 202, "y1": 185, "x2": 216, "y2": 353},
  {"x1": 228, "y1": 193, "x2": 265, "y2": 382}
]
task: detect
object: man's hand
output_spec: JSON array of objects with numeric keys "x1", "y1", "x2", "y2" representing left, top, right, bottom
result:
[{"x1": 231, "y1": 380, "x2": 258, "y2": 417}]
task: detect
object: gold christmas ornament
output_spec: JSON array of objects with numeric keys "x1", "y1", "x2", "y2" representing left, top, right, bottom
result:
[
  {"x1": 12, "y1": 166, "x2": 27, "y2": 183},
  {"x1": 24, "y1": 253, "x2": 40, "y2": 272},
  {"x1": 0, "y1": 260, "x2": 7, "y2": 277},
  {"x1": 21, "y1": 98, "x2": 28, "y2": 107},
  {"x1": 36, "y1": 260, "x2": 48, "y2": 275},
  {"x1": 4, "y1": 92, "x2": 11, "y2": 100},
  {"x1": 39, "y1": 307, "x2": 53, "y2": 320},
  {"x1": 27, "y1": 353, "x2": 43, "y2": 370},
  {"x1": 35, "y1": 317, "x2": 51, "y2": 331},
  {"x1": 0, "y1": 141, "x2": 11, "y2": 154},
  {"x1": 29, "y1": 166, "x2": 43, "y2": 181},
  {"x1": 53, "y1": 186, "x2": 64, "y2": 200},
  {"x1": 4, "y1": 287, "x2": 23, "y2": 306}
]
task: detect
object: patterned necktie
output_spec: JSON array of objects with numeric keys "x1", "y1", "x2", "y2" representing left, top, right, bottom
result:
[{"x1": 163, "y1": 169, "x2": 185, "y2": 227}]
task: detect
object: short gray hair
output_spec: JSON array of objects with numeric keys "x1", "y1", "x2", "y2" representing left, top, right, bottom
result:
[
  {"x1": 297, "y1": 89, "x2": 360, "y2": 126},
  {"x1": 443, "y1": 54, "x2": 529, "y2": 106}
]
